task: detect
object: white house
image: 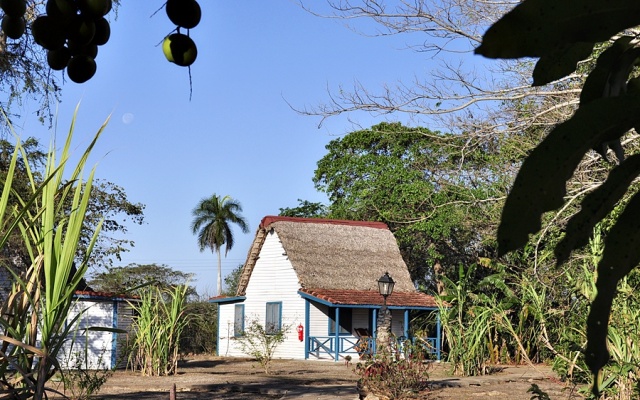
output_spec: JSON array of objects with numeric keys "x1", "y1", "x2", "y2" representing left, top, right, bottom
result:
[
  {"x1": 59, "y1": 290, "x2": 137, "y2": 370},
  {"x1": 211, "y1": 216, "x2": 442, "y2": 362}
]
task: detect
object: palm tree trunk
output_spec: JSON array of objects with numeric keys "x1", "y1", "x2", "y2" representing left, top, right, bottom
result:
[{"x1": 217, "y1": 249, "x2": 222, "y2": 296}]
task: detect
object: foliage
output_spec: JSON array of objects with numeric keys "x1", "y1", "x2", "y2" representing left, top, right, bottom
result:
[
  {"x1": 354, "y1": 346, "x2": 430, "y2": 400},
  {"x1": 476, "y1": 0, "x2": 640, "y2": 395},
  {"x1": 128, "y1": 284, "x2": 191, "y2": 376},
  {"x1": 222, "y1": 264, "x2": 243, "y2": 296},
  {"x1": 314, "y1": 122, "x2": 507, "y2": 289},
  {"x1": 89, "y1": 263, "x2": 196, "y2": 297},
  {"x1": 278, "y1": 198, "x2": 328, "y2": 218},
  {"x1": 0, "y1": 110, "x2": 106, "y2": 400},
  {"x1": 235, "y1": 319, "x2": 290, "y2": 374},
  {"x1": 179, "y1": 299, "x2": 218, "y2": 354},
  {"x1": 0, "y1": 137, "x2": 144, "y2": 272},
  {"x1": 60, "y1": 347, "x2": 113, "y2": 400},
  {"x1": 191, "y1": 193, "x2": 249, "y2": 296}
]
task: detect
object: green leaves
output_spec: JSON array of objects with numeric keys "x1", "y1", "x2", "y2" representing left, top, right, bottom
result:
[
  {"x1": 478, "y1": 0, "x2": 640, "y2": 394},
  {"x1": 475, "y1": 0, "x2": 640, "y2": 60},
  {"x1": 498, "y1": 94, "x2": 640, "y2": 255}
]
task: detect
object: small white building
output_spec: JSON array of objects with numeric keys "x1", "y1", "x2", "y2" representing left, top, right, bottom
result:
[
  {"x1": 211, "y1": 216, "x2": 441, "y2": 362},
  {"x1": 60, "y1": 291, "x2": 137, "y2": 370}
]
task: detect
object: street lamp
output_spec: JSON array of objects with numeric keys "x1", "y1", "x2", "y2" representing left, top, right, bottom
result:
[{"x1": 376, "y1": 272, "x2": 395, "y2": 354}]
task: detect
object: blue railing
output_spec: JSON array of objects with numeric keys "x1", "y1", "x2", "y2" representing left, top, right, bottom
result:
[{"x1": 307, "y1": 335, "x2": 440, "y2": 361}]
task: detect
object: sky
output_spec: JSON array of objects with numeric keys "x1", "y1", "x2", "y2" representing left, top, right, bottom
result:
[{"x1": 12, "y1": 1, "x2": 447, "y2": 296}]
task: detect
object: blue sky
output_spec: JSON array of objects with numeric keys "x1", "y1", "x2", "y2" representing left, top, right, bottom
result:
[{"x1": 14, "y1": 1, "x2": 445, "y2": 296}]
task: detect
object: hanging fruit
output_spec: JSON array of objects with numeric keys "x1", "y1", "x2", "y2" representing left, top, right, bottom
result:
[
  {"x1": 67, "y1": 54, "x2": 96, "y2": 83},
  {"x1": 0, "y1": 0, "x2": 26, "y2": 17},
  {"x1": 1, "y1": 14, "x2": 25, "y2": 39},
  {"x1": 165, "y1": 0, "x2": 201, "y2": 29},
  {"x1": 163, "y1": 33, "x2": 197, "y2": 67}
]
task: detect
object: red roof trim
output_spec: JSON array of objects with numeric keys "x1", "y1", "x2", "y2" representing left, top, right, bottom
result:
[
  {"x1": 299, "y1": 288, "x2": 439, "y2": 308},
  {"x1": 74, "y1": 290, "x2": 138, "y2": 300},
  {"x1": 260, "y1": 215, "x2": 389, "y2": 230}
]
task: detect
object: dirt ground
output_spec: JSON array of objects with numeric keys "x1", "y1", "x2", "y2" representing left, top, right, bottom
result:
[{"x1": 51, "y1": 356, "x2": 586, "y2": 399}]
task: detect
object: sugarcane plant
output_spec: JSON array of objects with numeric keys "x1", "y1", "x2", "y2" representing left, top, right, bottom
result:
[
  {"x1": 0, "y1": 107, "x2": 107, "y2": 399},
  {"x1": 127, "y1": 284, "x2": 191, "y2": 376}
]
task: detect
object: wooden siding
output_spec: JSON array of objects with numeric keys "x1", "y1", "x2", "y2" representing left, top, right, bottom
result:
[
  {"x1": 115, "y1": 302, "x2": 135, "y2": 368},
  {"x1": 61, "y1": 300, "x2": 114, "y2": 370},
  {"x1": 222, "y1": 231, "x2": 306, "y2": 359}
]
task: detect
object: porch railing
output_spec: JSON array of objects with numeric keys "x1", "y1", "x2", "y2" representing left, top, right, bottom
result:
[{"x1": 307, "y1": 335, "x2": 440, "y2": 361}]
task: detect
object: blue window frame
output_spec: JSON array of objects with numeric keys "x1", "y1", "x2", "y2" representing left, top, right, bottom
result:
[
  {"x1": 234, "y1": 304, "x2": 245, "y2": 336},
  {"x1": 265, "y1": 302, "x2": 282, "y2": 334},
  {"x1": 329, "y1": 308, "x2": 352, "y2": 335}
]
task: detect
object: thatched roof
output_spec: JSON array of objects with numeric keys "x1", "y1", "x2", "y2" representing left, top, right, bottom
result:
[{"x1": 237, "y1": 216, "x2": 416, "y2": 296}]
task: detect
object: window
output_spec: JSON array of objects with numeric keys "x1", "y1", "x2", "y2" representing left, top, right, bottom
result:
[
  {"x1": 265, "y1": 302, "x2": 282, "y2": 334},
  {"x1": 234, "y1": 304, "x2": 245, "y2": 336},
  {"x1": 329, "y1": 308, "x2": 352, "y2": 335}
]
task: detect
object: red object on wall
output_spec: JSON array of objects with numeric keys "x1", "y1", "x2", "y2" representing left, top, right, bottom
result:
[{"x1": 297, "y1": 324, "x2": 304, "y2": 341}]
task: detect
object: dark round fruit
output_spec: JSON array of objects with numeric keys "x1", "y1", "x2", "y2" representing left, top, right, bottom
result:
[
  {"x1": 165, "y1": 0, "x2": 201, "y2": 29},
  {"x1": 162, "y1": 33, "x2": 197, "y2": 67},
  {"x1": 2, "y1": 15, "x2": 25, "y2": 39},
  {"x1": 0, "y1": 0, "x2": 26, "y2": 17},
  {"x1": 70, "y1": 43, "x2": 98, "y2": 58},
  {"x1": 31, "y1": 15, "x2": 67, "y2": 50},
  {"x1": 67, "y1": 55, "x2": 96, "y2": 83},
  {"x1": 46, "y1": 0, "x2": 78, "y2": 24},
  {"x1": 92, "y1": 17, "x2": 110, "y2": 46},
  {"x1": 68, "y1": 14, "x2": 96, "y2": 47},
  {"x1": 77, "y1": 0, "x2": 111, "y2": 17},
  {"x1": 47, "y1": 46, "x2": 71, "y2": 70}
]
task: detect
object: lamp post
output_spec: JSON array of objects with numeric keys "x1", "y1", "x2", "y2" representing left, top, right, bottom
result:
[{"x1": 376, "y1": 272, "x2": 395, "y2": 354}]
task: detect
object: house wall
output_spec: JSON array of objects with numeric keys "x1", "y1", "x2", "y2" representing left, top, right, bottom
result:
[
  {"x1": 60, "y1": 299, "x2": 115, "y2": 370},
  {"x1": 60, "y1": 298, "x2": 136, "y2": 370},
  {"x1": 219, "y1": 230, "x2": 306, "y2": 359}
]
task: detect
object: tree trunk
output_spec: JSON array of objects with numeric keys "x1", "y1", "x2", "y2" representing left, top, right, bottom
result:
[
  {"x1": 434, "y1": 261, "x2": 446, "y2": 296},
  {"x1": 217, "y1": 249, "x2": 222, "y2": 296}
]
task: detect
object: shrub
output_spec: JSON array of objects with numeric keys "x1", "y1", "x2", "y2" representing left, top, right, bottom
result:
[
  {"x1": 235, "y1": 319, "x2": 290, "y2": 374},
  {"x1": 355, "y1": 346, "x2": 431, "y2": 399}
]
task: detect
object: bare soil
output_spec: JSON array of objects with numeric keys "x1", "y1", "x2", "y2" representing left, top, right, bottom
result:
[{"x1": 51, "y1": 356, "x2": 585, "y2": 399}]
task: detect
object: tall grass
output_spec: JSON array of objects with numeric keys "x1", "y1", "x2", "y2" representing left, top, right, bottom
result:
[
  {"x1": 128, "y1": 284, "x2": 191, "y2": 376},
  {"x1": 0, "y1": 109, "x2": 107, "y2": 399}
]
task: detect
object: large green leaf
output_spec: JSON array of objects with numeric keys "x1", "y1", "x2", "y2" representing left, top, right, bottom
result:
[
  {"x1": 555, "y1": 154, "x2": 640, "y2": 264},
  {"x1": 532, "y1": 42, "x2": 594, "y2": 86},
  {"x1": 580, "y1": 36, "x2": 634, "y2": 106},
  {"x1": 497, "y1": 94, "x2": 640, "y2": 255},
  {"x1": 586, "y1": 190, "x2": 640, "y2": 395},
  {"x1": 475, "y1": 0, "x2": 640, "y2": 60}
]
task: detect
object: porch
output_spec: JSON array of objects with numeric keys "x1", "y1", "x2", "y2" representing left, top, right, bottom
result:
[{"x1": 299, "y1": 289, "x2": 442, "y2": 362}]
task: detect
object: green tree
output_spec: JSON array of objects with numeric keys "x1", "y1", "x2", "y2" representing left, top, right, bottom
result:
[
  {"x1": 222, "y1": 264, "x2": 243, "y2": 296},
  {"x1": 278, "y1": 198, "x2": 328, "y2": 218},
  {"x1": 0, "y1": 137, "x2": 144, "y2": 274},
  {"x1": 191, "y1": 194, "x2": 249, "y2": 296},
  {"x1": 475, "y1": 0, "x2": 640, "y2": 395},
  {"x1": 88, "y1": 263, "x2": 195, "y2": 297},
  {"x1": 314, "y1": 122, "x2": 507, "y2": 289}
]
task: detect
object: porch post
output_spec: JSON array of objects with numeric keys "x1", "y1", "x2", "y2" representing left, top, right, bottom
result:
[
  {"x1": 334, "y1": 307, "x2": 340, "y2": 361},
  {"x1": 372, "y1": 308, "x2": 378, "y2": 355},
  {"x1": 304, "y1": 299, "x2": 310, "y2": 360},
  {"x1": 403, "y1": 309, "x2": 409, "y2": 338},
  {"x1": 436, "y1": 310, "x2": 442, "y2": 361}
]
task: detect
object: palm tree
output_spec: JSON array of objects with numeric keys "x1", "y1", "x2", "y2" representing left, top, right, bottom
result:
[{"x1": 191, "y1": 194, "x2": 249, "y2": 295}]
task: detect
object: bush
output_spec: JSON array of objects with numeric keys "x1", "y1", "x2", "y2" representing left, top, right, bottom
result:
[
  {"x1": 355, "y1": 347, "x2": 431, "y2": 400},
  {"x1": 235, "y1": 319, "x2": 290, "y2": 374}
]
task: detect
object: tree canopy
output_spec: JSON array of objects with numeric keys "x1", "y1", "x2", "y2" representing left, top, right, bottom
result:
[
  {"x1": 313, "y1": 122, "x2": 508, "y2": 289},
  {"x1": 88, "y1": 263, "x2": 196, "y2": 297},
  {"x1": 191, "y1": 194, "x2": 249, "y2": 296}
]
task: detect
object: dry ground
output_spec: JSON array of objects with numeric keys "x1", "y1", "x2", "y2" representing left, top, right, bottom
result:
[{"x1": 50, "y1": 356, "x2": 585, "y2": 399}]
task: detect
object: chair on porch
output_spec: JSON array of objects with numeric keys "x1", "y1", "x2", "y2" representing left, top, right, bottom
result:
[{"x1": 354, "y1": 328, "x2": 373, "y2": 359}]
